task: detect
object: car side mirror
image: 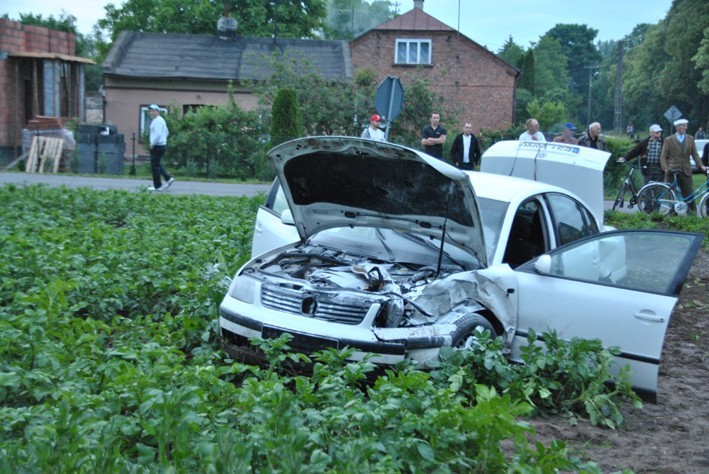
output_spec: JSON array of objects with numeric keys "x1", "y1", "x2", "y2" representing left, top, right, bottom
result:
[
  {"x1": 280, "y1": 209, "x2": 295, "y2": 226},
  {"x1": 534, "y1": 255, "x2": 552, "y2": 275}
]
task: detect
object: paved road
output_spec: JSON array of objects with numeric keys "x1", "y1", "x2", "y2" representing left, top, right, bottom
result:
[
  {"x1": 0, "y1": 172, "x2": 629, "y2": 212},
  {"x1": 0, "y1": 172, "x2": 272, "y2": 197}
]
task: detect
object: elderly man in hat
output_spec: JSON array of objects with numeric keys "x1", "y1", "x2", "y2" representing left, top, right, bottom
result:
[
  {"x1": 552, "y1": 123, "x2": 579, "y2": 144},
  {"x1": 361, "y1": 114, "x2": 386, "y2": 142},
  {"x1": 618, "y1": 124, "x2": 665, "y2": 184},
  {"x1": 660, "y1": 118, "x2": 706, "y2": 210}
]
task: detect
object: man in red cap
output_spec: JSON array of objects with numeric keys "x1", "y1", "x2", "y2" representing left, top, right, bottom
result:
[{"x1": 361, "y1": 114, "x2": 386, "y2": 141}]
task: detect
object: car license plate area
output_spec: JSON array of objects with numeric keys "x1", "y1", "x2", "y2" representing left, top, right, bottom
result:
[{"x1": 262, "y1": 325, "x2": 339, "y2": 353}]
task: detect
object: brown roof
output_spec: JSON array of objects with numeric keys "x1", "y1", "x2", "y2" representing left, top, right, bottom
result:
[{"x1": 372, "y1": 8, "x2": 454, "y2": 32}]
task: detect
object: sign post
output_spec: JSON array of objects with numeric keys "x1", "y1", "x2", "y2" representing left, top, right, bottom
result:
[{"x1": 375, "y1": 76, "x2": 404, "y2": 141}]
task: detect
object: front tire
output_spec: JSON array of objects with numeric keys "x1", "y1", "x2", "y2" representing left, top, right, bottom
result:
[
  {"x1": 612, "y1": 184, "x2": 628, "y2": 211},
  {"x1": 450, "y1": 314, "x2": 497, "y2": 350},
  {"x1": 637, "y1": 183, "x2": 675, "y2": 215}
]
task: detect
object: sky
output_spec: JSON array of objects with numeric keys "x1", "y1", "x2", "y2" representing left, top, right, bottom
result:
[{"x1": 3, "y1": 0, "x2": 673, "y2": 52}]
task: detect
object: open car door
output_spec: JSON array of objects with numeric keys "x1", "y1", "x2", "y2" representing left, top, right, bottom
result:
[{"x1": 511, "y1": 230, "x2": 702, "y2": 402}]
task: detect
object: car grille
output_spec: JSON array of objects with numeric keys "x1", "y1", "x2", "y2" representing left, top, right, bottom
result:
[{"x1": 261, "y1": 284, "x2": 371, "y2": 325}]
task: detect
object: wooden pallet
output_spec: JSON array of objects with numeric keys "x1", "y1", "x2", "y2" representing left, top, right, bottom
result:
[{"x1": 25, "y1": 136, "x2": 65, "y2": 173}]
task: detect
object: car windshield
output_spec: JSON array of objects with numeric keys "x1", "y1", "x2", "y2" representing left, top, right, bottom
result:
[
  {"x1": 309, "y1": 226, "x2": 482, "y2": 270},
  {"x1": 477, "y1": 196, "x2": 508, "y2": 259}
]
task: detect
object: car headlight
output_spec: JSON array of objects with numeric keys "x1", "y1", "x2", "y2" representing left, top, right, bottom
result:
[{"x1": 228, "y1": 275, "x2": 259, "y2": 304}]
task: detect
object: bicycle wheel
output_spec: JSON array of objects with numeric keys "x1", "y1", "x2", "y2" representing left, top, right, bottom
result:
[
  {"x1": 698, "y1": 193, "x2": 709, "y2": 218},
  {"x1": 612, "y1": 183, "x2": 628, "y2": 211},
  {"x1": 637, "y1": 183, "x2": 676, "y2": 215}
]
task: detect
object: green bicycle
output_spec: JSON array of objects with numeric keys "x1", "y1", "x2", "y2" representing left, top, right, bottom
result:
[{"x1": 636, "y1": 169, "x2": 709, "y2": 217}]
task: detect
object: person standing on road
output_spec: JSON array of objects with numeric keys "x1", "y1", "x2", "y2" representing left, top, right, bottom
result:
[
  {"x1": 421, "y1": 112, "x2": 447, "y2": 159},
  {"x1": 148, "y1": 104, "x2": 174, "y2": 191},
  {"x1": 577, "y1": 122, "x2": 606, "y2": 150},
  {"x1": 695, "y1": 127, "x2": 706, "y2": 139},
  {"x1": 361, "y1": 114, "x2": 386, "y2": 142},
  {"x1": 450, "y1": 122, "x2": 482, "y2": 170},
  {"x1": 518, "y1": 118, "x2": 546, "y2": 142},
  {"x1": 617, "y1": 124, "x2": 664, "y2": 185},
  {"x1": 552, "y1": 122, "x2": 579, "y2": 144},
  {"x1": 660, "y1": 118, "x2": 706, "y2": 211}
]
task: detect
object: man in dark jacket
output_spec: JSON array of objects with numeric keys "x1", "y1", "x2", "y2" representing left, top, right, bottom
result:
[
  {"x1": 577, "y1": 122, "x2": 606, "y2": 150},
  {"x1": 617, "y1": 124, "x2": 664, "y2": 184},
  {"x1": 450, "y1": 122, "x2": 482, "y2": 170}
]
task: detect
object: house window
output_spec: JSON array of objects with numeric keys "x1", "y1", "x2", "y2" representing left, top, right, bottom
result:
[
  {"x1": 395, "y1": 39, "x2": 431, "y2": 65},
  {"x1": 139, "y1": 105, "x2": 168, "y2": 143}
]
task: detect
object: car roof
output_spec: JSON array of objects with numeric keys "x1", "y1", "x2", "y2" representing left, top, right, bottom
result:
[{"x1": 467, "y1": 171, "x2": 571, "y2": 204}]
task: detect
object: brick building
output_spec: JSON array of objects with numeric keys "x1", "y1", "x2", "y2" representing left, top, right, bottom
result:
[
  {"x1": 0, "y1": 18, "x2": 92, "y2": 161},
  {"x1": 351, "y1": 0, "x2": 519, "y2": 133}
]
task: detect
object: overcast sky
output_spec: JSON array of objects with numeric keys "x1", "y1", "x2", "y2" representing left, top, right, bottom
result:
[{"x1": 4, "y1": 0, "x2": 673, "y2": 51}]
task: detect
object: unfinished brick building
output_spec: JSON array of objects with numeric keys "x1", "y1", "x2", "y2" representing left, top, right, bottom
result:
[{"x1": 0, "y1": 19, "x2": 92, "y2": 162}]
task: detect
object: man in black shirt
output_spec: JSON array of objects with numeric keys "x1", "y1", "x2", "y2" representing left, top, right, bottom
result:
[{"x1": 420, "y1": 112, "x2": 447, "y2": 159}]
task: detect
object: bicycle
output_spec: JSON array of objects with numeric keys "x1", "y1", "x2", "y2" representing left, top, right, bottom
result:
[
  {"x1": 636, "y1": 169, "x2": 709, "y2": 217},
  {"x1": 612, "y1": 160, "x2": 642, "y2": 211}
]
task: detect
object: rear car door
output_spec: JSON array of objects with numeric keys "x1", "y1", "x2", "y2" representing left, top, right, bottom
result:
[{"x1": 511, "y1": 230, "x2": 702, "y2": 401}]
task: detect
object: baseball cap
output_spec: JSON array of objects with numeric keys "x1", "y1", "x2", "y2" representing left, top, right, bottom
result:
[
  {"x1": 674, "y1": 118, "x2": 688, "y2": 126},
  {"x1": 370, "y1": 114, "x2": 381, "y2": 122},
  {"x1": 563, "y1": 122, "x2": 576, "y2": 130},
  {"x1": 148, "y1": 104, "x2": 160, "y2": 110},
  {"x1": 649, "y1": 124, "x2": 662, "y2": 132}
]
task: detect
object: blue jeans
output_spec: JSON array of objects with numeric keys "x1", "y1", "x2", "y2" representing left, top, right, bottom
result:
[{"x1": 150, "y1": 145, "x2": 171, "y2": 188}]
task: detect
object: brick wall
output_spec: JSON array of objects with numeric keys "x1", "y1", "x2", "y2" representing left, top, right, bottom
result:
[
  {"x1": 0, "y1": 19, "x2": 76, "y2": 55},
  {"x1": 352, "y1": 30, "x2": 517, "y2": 134}
]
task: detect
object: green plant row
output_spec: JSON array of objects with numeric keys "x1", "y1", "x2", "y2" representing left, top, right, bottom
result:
[{"x1": 0, "y1": 184, "x2": 660, "y2": 472}]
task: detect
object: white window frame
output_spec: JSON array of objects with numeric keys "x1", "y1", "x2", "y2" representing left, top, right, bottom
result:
[{"x1": 395, "y1": 38, "x2": 432, "y2": 65}]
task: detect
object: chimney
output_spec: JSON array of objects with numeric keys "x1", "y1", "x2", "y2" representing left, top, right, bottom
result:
[
  {"x1": 414, "y1": 0, "x2": 424, "y2": 10},
  {"x1": 216, "y1": 4, "x2": 237, "y2": 40}
]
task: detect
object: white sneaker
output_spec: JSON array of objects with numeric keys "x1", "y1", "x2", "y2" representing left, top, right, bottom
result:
[
  {"x1": 163, "y1": 177, "x2": 175, "y2": 189},
  {"x1": 148, "y1": 185, "x2": 162, "y2": 191}
]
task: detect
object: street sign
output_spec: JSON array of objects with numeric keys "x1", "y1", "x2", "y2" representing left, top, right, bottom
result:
[
  {"x1": 663, "y1": 105, "x2": 682, "y2": 123},
  {"x1": 375, "y1": 76, "x2": 404, "y2": 140}
]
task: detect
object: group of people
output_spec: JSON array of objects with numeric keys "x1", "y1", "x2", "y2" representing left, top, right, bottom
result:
[{"x1": 618, "y1": 119, "x2": 707, "y2": 210}]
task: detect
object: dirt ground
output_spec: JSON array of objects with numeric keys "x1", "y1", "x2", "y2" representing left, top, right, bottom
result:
[{"x1": 529, "y1": 249, "x2": 709, "y2": 473}]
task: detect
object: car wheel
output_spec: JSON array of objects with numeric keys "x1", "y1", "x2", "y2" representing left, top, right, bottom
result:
[{"x1": 450, "y1": 314, "x2": 497, "y2": 350}]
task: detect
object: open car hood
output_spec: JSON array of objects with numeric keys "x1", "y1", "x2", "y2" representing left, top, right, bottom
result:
[
  {"x1": 268, "y1": 136, "x2": 487, "y2": 265},
  {"x1": 481, "y1": 140, "x2": 611, "y2": 223}
]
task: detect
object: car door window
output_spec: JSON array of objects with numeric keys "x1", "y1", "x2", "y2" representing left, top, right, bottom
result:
[
  {"x1": 546, "y1": 193, "x2": 598, "y2": 246},
  {"x1": 535, "y1": 230, "x2": 701, "y2": 295},
  {"x1": 503, "y1": 199, "x2": 547, "y2": 268},
  {"x1": 263, "y1": 179, "x2": 289, "y2": 216}
]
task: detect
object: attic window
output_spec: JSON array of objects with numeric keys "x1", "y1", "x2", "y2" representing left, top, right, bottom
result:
[{"x1": 395, "y1": 39, "x2": 431, "y2": 65}]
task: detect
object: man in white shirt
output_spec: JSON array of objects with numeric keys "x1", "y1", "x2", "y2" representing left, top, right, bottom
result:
[
  {"x1": 450, "y1": 122, "x2": 482, "y2": 170},
  {"x1": 148, "y1": 104, "x2": 174, "y2": 191},
  {"x1": 519, "y1": 118, "x2": 546, "y2": 142},
  {"x1": 361, "y1": 114, "x2": 386, "y2": 142}
]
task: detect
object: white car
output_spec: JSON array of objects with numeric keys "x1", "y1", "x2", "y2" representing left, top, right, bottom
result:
[
  {"x1": 693, "y1": 138, "x2": 708, "y2": 172},
  {"x1": 220, "y1": 137, "x2": 701, "y2": 401}
]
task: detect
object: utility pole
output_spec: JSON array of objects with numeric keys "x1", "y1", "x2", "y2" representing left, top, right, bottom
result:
[
  {"x1": 613, "y1": 41, "x2": 625, "y2": 134},
  {"x1": 585, "y1": 65, "x2": 600, "y2": 128}
]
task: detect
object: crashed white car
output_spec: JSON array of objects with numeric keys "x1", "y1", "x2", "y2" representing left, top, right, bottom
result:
[{"x1": 220, "y1": 137, "x2": 701, "y2": 401}]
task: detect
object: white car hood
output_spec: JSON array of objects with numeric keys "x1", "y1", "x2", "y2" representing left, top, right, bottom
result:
[
  {"x1": 268, "y1": 136, "x2": 487, "y2": 265},
  {"x1": 481, "y1": 140, "x2": 611, "y2": 223}
]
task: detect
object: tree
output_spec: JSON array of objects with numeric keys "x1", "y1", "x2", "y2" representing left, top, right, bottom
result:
[
  {"x1": 270, "y1": 88, "x2": 303, "y2": 147},
  {"x1": 525, "y1": 99, "x2": 567, "y2": 131},
  {"x1": 322, "y1": 0, "x2": 395, "y2": 40},
  {"x1": 517, "y1": 49, "x2": 535, "y2": 94},
  {"x1": 532, "y1": 36, "x2": 570, "y2": 103},
  {"x1": 498, "y1": 36, "x2": 525, "y2": 68},
  {"x1": 694, "y1": 26, "x2": 709, "y2": 95},
  {"x1": 98, "y1": 0, "x2": 328, "y2": 47}
]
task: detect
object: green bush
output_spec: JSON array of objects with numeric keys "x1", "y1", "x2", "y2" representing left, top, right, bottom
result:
[{"x1": 269, "y1": 88, "x2": 302, "y2": 148}]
